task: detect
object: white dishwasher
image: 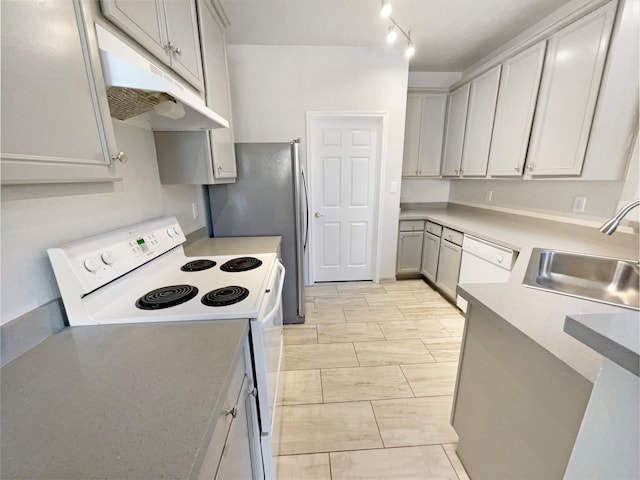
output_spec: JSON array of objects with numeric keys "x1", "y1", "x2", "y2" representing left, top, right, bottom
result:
[{"x1": 457, "y1": 235, "x2": 516, "y2": 312}]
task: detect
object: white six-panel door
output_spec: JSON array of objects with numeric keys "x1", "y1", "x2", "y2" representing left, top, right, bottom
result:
[{"x1": 309, "y1": 116, "x2": 380, "y2": 282}]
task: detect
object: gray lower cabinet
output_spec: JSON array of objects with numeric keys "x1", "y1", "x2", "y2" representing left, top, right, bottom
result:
[
  {"x1": 396, "y1": 231, "x2": 424, "y2": 275},
  {"x1": 421, "y1": 231, "x2": 441, "y2": 282},
  {"x1": 1, "y1": 0, "x2": 120, "y2": 185},
  {"x1": 435, "y1": 238, "x2": 462, "y2": 300},
  {"x1": 215, "y1": 375, "x2": 254, "y2": 480},
  {"x1": 452, "y1": 301, "x2": 592, "y2": 479},
  {"x1": 198, "y1": 339, "x2": 259, "y2": 480}
]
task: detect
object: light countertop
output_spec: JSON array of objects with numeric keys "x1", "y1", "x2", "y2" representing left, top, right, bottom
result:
[
  {"x1": 401, "y1": 205, "x2": 639, "y2": 382},
  {"x1": 1, "y1": 320, "x2": 248, "y2": 479},
  {"x1": 564, "y1": 312, "x2": 640, "y2": 376},
  {"x1": 184, "y1": 235, "x2": 281, "y2": 257}
]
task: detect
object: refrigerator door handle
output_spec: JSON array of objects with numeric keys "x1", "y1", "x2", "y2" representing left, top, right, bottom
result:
[{"x1": 301, "y1": 166, "x2": 309, "y2": 252}]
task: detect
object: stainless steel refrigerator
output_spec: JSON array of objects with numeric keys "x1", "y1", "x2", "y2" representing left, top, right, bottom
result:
[{"x1": 207, "y1": 140, "x2": 307, "y2": 324}]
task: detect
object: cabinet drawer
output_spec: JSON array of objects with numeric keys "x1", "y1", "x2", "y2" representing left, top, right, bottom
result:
[
  {"x1": 425, "y1": 221, "x2": 442, "y2": 237},
  {"x1": 198, "y1": 345, "x2": 247, "y2": 479},
  {"x1": 442, "y1": 228, "x2": 463, "y2": 246},
  {"x1": 462, "y1": 235, "x2": 515, "y2": 269},
  {"x1": 399, "y1": 220, "x2": 426, "y2": 232}
]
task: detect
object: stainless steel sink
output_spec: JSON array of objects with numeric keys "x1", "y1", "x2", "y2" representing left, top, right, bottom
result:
[{"x1": 523, "y1": 249, "x2": 639, "y2": 310}]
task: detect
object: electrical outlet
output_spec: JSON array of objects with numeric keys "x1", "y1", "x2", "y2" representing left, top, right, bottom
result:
[
  {"x1": 192, "y1": 202, "x2": 199, "y2": 220},
  {"x1": 485, "y1": 190, "x2": 493, "y2": 202},
  {"x1": 572, "y1": 196, "x2": 587, "y2": 213}
]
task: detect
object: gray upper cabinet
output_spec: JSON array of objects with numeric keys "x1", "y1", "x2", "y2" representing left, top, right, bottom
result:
[
  {"x1": 1, "y1": 0, "x2": 121, "y2": 185},
  {"x1": 488, "y1": 41, "x2": 546, "y2": 177},
  {"x1": 100, "y1": 0, "x2": 205, "y2": 92},
  {"x1": 525, "y1": 2, "x2": 617, "y2": 177},
  {"x1": 460, "y1": 65, "x2": 501, "y2": 177},
  {"x1": 402, "y1": 93, "x2": 447, "y2": 177},
  {"x1": 402, "y1": 94, "x2": 423, "y2": 177},
  {"x1": 154, "y1": 1, "x2": 236, "y2": 184},
  {"x1": 441, "y1": 84, "x2": 470, "y2": 177},
  {"x1": 199, "y1": 0, "x2": 236, "y2": 179}
]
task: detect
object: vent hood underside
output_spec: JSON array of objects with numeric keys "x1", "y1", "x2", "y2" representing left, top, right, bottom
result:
[{"x1": 95, "y1": 24, "x2": 229, "y2": 131}]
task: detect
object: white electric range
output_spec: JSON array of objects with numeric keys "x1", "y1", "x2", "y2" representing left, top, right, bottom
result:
[{"x1": 47, "y1": 215, "x2": 284, "y2": 479}]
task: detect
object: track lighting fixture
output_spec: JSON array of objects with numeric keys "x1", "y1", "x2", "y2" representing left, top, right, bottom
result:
[
  {"x1": 386, "y1": 25, "x2": 397, "y2": 44},
  {"x1": 380, "y1": 2, "x2": 415, "y2": 60},
  {"x1": 380, "y1": 0, "x2": 392, "y2": 18},
  {"x1": 405, "y1": 40, "x2": 415, "y2": 58}
]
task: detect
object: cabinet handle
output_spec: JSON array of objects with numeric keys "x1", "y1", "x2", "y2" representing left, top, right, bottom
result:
[
  {"x1": 527, "y1": 164, "x2": 534, "y2": 171},
  {"x1": 166, "y1": 41, "x2": 182, "y2": 56},
  {"x1": 249, "y1": 387, "x2": 257, "y2": 398},
  {"x1": 460, "y1": 169, "x2": 464, "y2": 175},
  {"x1": 514, "y1": 165, "x2": 520, "y2": 171},
  {"x1": 454, "y1": 169, "x2": 458, "y2": 174},
  {"x1": 224, "y1": 406, "x2": 238, "y2": 418},
  {"x1": 111, "y1": 151, "x2": 127, "y2": 164}
]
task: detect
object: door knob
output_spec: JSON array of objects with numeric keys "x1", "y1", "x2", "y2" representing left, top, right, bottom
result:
[{"x1": 314, "y1": 212, "x2": 323, "y2": 218}]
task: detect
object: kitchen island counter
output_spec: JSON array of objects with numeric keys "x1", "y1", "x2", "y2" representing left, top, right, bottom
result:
[
  {"x1": 400, "y1": 204, "x2": 638, "y2": 381},
  {"x1": 1, "y1": 319, "x2": 249, "y2": 479}
]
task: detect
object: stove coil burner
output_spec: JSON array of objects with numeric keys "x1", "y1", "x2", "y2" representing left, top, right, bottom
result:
[
  {"x1": 202, "y1": 286, "x2": 250, "y2": 307},
  {"x1": 181, "y1": 259, "x2": 216, "y2": 272},
  {"x1": 135, "y1": 285, "x2": 199, "y2": 310},
  {"x1": 220, "y1": 257, "x2": 263, "y2": 273}
]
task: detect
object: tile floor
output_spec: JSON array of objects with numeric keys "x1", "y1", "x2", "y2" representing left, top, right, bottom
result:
[{"x1": 276, "y1": 279, "x2": 471, "y2": 480}]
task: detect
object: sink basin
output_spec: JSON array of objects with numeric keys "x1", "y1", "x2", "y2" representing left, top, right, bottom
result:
[{"x1": 523, "y1": 249, "x2": 639, "y2": 310}]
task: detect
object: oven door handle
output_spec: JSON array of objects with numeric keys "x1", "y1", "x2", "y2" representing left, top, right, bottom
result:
[{"x1": 262, "y1": 261, "x2": 286, "y2": 322}]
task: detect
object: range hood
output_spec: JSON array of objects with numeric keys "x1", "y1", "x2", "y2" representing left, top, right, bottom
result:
[{"x1": 95, "y1": 24, "x2": 228, "y2": 131}]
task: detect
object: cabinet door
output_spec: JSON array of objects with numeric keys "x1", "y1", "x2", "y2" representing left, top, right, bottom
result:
[
  {"x1": 396, "y1": 231, "x2": 424, "y2": 275},
  {"x1": 526, "y1": 2, "x2": 616, "y2": 176},
  {"x1": 1, "y1": 0, "x2": 120, "y2": 184},
  {"x1": 199, "y1": 0, "x2": 236, "y2": 179},
  {"x1": 441, "y1": 84, "x2": 470, "y2": 176},
  {"x1": 420, "y1": 232, "x2": 441, "y2": 282},
  {"x1": 460, "y1": 65, "x2": 501, "y2": 177},
  {"x1": 163, "y1": 0, "x2": 205, "y2": 91},
  {"x1": 418, "y1": 94, "x2": 447, "y2": 176},
  {"x1": 215, "y1": 376, "x2": 255, "y2": 480},
  {"x1": 402, "y1": 94, "x2": 422, "y2": 177},
  {"x1": 488, "y1": 42, "x2": 546, "y2": 177},
  {"x1": 100, "y1": 0, "x2": 170, "y2": 64},
  {"x1": 436, "y1": 240, "x2": 462, "y2": 300}
]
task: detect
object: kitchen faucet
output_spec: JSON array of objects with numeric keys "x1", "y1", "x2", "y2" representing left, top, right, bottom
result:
[{"x1": 599, "y1": 199, "x2": 640, "y2": 234}]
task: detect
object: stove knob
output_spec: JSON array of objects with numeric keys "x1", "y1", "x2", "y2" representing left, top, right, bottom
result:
[
  {"x1": 101, "y1": 251, "x2": 116, "y2": 265},
  {"x1": 172, "y1": 225, "x2": 181, "y2": 237},
  {"x1": 84, "y1": 257, "x2": 101, "y2": 273},
  {"x1": 167, "y1": 227, "x2": 176, "y2": 238}
]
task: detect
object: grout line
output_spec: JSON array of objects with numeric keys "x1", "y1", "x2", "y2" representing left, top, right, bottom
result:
[
  {"x1": 369, "y1": 400, "x2": 387, "y2": 449},
  {"x1": 398, "y1": 364, "x2": 418, "y2": 398}
]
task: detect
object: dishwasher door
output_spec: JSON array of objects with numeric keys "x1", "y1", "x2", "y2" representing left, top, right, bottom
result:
[{"x1": 457, "y1": 236, "x2": 514, "y2": 312}]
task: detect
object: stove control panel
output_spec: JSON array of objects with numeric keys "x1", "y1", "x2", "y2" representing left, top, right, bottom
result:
[{"x1": 48, "y1": 216, "x2": 187, "y2": 297}]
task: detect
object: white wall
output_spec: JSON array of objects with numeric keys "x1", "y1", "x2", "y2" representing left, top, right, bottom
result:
[
  {"x1": 401, "y1": 178, "x2": 450, "y2": 203},
  {"x1": 0, "y1": 121, "x2": 207, "y2": 324},
  {"x1": 226, "y1": 44, "x2": 409, "y2": 281},
  {"x1": 448, "y1": 179, "x2": 627, "y2": 219}
]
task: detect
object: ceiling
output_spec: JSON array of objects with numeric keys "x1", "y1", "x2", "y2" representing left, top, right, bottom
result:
[{"x1": 219, "y1": 0, "x2": 577, "y2": 72}]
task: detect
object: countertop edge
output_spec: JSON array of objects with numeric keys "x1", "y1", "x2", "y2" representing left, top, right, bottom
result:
[{"x1": 564, "y1": 315, "x2": 640, "y2": 377}]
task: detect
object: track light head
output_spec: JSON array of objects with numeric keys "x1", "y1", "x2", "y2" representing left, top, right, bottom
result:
[
  {"x1": 405, "y1": 41, "x2": 415, "y2": 58},
  {"x1": 386, "y1": 25, "x2": 397, "y2": 44},
  {"x1": 380, "y1": 0, "x2": 392, "y2": 18}
]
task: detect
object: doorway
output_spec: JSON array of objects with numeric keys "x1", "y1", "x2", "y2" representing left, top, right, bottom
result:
[{"x1": 307, "y1": 113, "x2": 384, "y2": 283}]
